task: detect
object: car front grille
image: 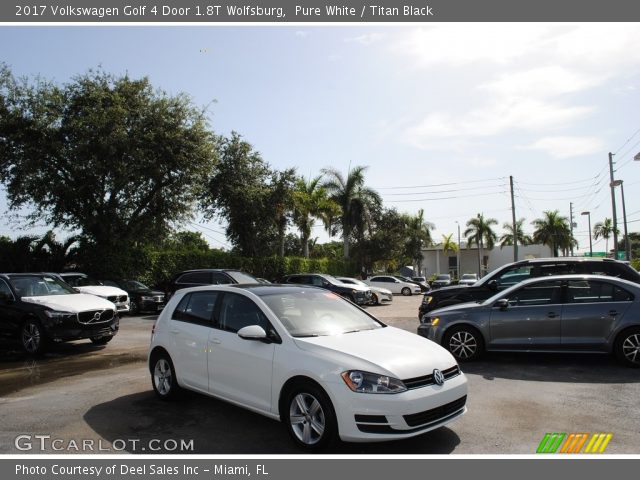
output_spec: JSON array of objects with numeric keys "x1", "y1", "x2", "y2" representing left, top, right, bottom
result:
[
  {"x1": 77, "y1": 309, "x2": 115, "y2": 324},
  {"x1": 403, "y1": 395, "x2": 467, "y2": 428},
  {"x1": 402, "y1": 365, "x2": 461, "y2": 390}
]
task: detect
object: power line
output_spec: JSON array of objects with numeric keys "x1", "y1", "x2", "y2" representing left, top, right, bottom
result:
[
  {"x1": 385, "y1": 190, "x2": 507, "y2": 203},
  {"x1": 613, "y1": 126, "x2": 640, "y2": 155},
  {"x1": 379, "y1": 182, "x2": 507, "y2": 196},
  {"x1": 373, "y1": 176, "x2": 506, "y2": 190}
]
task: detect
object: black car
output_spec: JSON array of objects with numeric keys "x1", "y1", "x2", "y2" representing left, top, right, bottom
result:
[
  {"x1": 282, "y1": 273, "x2": 373, "y2": 305},
  {"x1": 102, "y1": 279, "x2": 166, "y2": 315},
  {"x1": 418, "y1": 257, "x2": 640, "y2": 319},
  {"x1": 166, "y1": 269, "x2": 259, "y2": 299},
  {"x1": 0, "y1": 273, "x2": 119, "y2": 354}
]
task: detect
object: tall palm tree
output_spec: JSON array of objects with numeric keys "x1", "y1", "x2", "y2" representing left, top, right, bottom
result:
[
  {"x1": 499, "y1": 218, "x2": 533, "y2": 248},
  {"x1": 321, "y1": 165, "x2": 381, "y2": 259},
  {"x1": 292, "y1": 176, "x2": 340, "y2": 258},
  {"x1": 404, "y1": 209, "x2": 435, "y2": 275},
  {"x1": 441, "y1": 234, "x2": 458, "y2": 255},
  {"x1": 532, "y1": 210, "x2": 572, "y2": 257},
  {"x1": 593, "y1": 218, "x2": 619, "y2": 254},
  {"x1": 464, "y1": 213, "x2": 498, "y2": 276}
]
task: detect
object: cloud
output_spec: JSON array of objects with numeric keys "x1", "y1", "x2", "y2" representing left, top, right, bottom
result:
[
  {"x1": 520, "y1": 136, "x2": 604, "y2": 159},
  {"x1": 479, "y1": 66, "x2": 605, "y2": 99},
  {"x1": 405, "y1": 99, "x2": 593, "y2": 149},
  {"x1": 345, "y1": 33, "x2": 386, "y2": 46},
  {"x1": 295, "y1": 31, "x2": 309, "y2": 38}
]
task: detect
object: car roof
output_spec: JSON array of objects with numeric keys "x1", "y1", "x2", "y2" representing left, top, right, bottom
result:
[
  {"x1": 172, "y1": 283, "x2": 327, "y2": 297},
  {"x1": 511, "y1": 257, "x2": 623, "y2": 265},
  {"x1": 507, "y1": 273, "x2": 640, "y2": 289}
]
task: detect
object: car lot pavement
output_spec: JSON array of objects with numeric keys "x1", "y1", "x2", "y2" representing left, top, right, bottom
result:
[{"x1": 0, "y1": 295, "x2": 638, "y2": 454}]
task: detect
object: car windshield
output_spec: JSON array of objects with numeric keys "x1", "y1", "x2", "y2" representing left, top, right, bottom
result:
[
  {"x1": 461, "y1": 274, "x2": 477, "y2": 280},
  {"x1": 11, "y1": 275, "x2": 77, "y2": 297},
  {"x1": 436, "y1": 275, "x2": 450, "y2": 280},
  {"x1": 76, "y1": 277, "x2": 103, "y2": 286},
  {"x1": 226, "y1": 271, "x2": 259, "y2": 284},
  {"x1": 413, "y1": 277, "x2": 426, "y2": 282},
  {"x1": 260, "y1": 290, "x2": 384, "y2": 337},
  {"x1": 124, "y1": 280, "x2": 149, "y2": 290}
]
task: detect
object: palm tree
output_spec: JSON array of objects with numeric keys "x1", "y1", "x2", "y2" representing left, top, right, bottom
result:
[
  {"x1": 404, "y1": 209, "x2": 435, "y2": 275},
  {"x1": 464, "y1": 213, "x2": 498, "y2": 276},
  {"x1": 593, "y1": 218, "x2": 619, "y2": 254},
  {"x1": 442, "y1": 234, "x2": 458, "y2": 255},
  {"x1": 499, "y1": 218, "x2": 533, "y2": 248},
  {"x1": 532, "y1": 210, "x2": 572, "y2": 257},
  {"x1": 34, "y1": 230, "x2": 81, "y2": 270},
  {"x1": 321, "y1": 165, "x2": 381, "y2": 259},
  {"x1": 292, "y1": 176, "x2": 340, "y2": 258}
]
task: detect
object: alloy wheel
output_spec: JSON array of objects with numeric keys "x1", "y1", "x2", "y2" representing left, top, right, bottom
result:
[
  {"x1": 449, "y1": 330, "x2": 478, "y2": 359},
  {"x1": 622, "y1": 333, "x2": 640, "y2": 365},
  {"x1": 22, "y1": 323, "x2": 41, "y2": 354},
  {"x1": 289, "y1": 393, "x2": 326, "y2": 445},
  {"x1": 154, "y1": 358, "x2": 173, "y2": 396}
]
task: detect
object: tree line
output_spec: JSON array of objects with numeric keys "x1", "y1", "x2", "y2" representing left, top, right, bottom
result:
[{"x1": 0, "y1": 65, "x2": 635, "y2": 279}]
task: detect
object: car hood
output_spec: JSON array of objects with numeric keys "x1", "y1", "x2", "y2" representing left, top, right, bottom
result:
[
  {"x1": 75, "y1": 286, "x2": 128, "y2": 297},
  {"x1": 21, "y1": 293, "x2": 117, "y2": 312},
  {"x1": 339, "y1": 283, "x2": 369, "y2": 292},
  {"x1": 369, "y1": 286, "x2": 392, "y2": 295},
  {"x1": 430, "y1": 301, "x2": 485, "y2": 315},
  {"x1": 134, "y1": 289, "x2": 164, "y2": 296},
  {"x1": 293, "y1": 326, "x2": 457, "y2": 379},
  {"x1": 428, "y1": 284, "x2": 471, "y2": 293}
]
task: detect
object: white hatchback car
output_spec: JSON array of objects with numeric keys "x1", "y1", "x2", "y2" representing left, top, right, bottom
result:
[
  {"x1": 365, "y1": 276, "x2": 422, "y2": 296},
  {"x1": 149, "y1": 284, "x2": 467, "y2": 449}
]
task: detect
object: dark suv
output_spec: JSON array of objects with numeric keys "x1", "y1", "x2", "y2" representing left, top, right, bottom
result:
[
  {"x1": 166, "y1": 269, "x2": 259, "y2": 299},
  {"x1": 0, "y1": 273, "x2": 119, "y2": 354},
  {"x1": 282, "y1": 273, "x2": 372, "y2": 305},
  {"x1": 418, "y1": 257, "x2": 640, "y2": 319}
]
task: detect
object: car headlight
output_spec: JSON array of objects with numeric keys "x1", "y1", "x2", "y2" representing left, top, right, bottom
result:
[
  {"x1": 44, "y1": 310, "x2": 73, "y2": 319},
  {"x1": 423, "y1": 296, "x2": 433, "y2": 305},
  {"x1": 430, "y1": 316, "x2": 440, "y2": 326},
  {"x1": 341, "y1": 370, "x2": 407, "y2": 394}
]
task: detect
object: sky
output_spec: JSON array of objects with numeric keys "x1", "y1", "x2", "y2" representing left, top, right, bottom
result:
[{"x1": 1, "y1": 23, "x2": 640, "y2": 254}]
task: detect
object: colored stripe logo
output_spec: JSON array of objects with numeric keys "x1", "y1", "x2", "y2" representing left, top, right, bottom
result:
[{"x1": 537, "y1": 433, "x2": 612, "y2": 454}]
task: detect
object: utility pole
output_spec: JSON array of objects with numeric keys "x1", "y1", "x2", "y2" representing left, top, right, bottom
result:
[
  {"x1": 569, "y1": 202, "x2": 575, "y2": 256},
  {"x1": 609, "y1": 152, "x2": 619, "y2": 258},
  {"x1": 510, "y1": 176, "x2": 518, "y2": 262}
]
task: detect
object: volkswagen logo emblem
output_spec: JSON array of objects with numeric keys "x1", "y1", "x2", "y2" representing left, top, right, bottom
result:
[{"x1": 433, "y1": 369, "x2": 445, "y2": 386}]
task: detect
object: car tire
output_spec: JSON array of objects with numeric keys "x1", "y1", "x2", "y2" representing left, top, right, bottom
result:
[
  {"x1": 614, "y1": 327, "x2": 640, "y2": 368},
  {"x1": 151, "y1": 353, "x2": 182, "y2": 400},
  {"x1": 283, "y1": 382, "x2": 337, "y2": 451},
  {"x1": 21, "y1": 320, "x2": 48, "y2": 355},
  {"x1": 443, "y1": 325, "x2": 484, "y2": 362},
  {"x1": 90, "y1": 336, "x2": 113, "y2": 345},
  {"x1": 401, "y1": 287, "x2": 412, "y2": 296},
  {"x1": 129, "y1": 301, "x2": 139, "y2": 316},
  {"x1": 371, "y1": 293, "x2": 378, "y2": 305}
]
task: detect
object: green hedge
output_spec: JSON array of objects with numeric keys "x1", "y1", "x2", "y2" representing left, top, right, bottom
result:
[{"x1": 137, "y1": 249, "x2": 357, "y2": 286}]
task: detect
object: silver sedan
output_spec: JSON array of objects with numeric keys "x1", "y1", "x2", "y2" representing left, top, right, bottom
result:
[{"x1": 418, "y1": 274, "x2": 640, "y2": 367}]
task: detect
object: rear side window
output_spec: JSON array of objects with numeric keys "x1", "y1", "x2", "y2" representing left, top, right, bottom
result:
[
  {"x1": 177, "y1": 272, "x2": 211, "y2": 284},
  {"x1": 583, "y1": 262, "x2": 640, "y2": 282},
  {"x1": 567, "y1": 280, "x2": 634, "y2": 303},
  {"x1": 211, "y1": 272, "x2": 232, "y2": 284},
  {"x1": 172, "y1": 291, "x2": 218, "y2": 325}
]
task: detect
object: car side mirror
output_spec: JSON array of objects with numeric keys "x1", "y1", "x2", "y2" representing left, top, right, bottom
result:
[
  {"x1": 487, "y1": 280, "x2": 498, "y2": 291},
  {"x1": 494, "y1": 298, "x2": 509, "y2": 310},
  {"x1": 238, "y1": 325, "x2": 269, "y2": 342}
]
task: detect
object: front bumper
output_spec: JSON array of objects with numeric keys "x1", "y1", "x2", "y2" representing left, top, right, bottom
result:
[
  {"x1": 139, "y1": 299, "x2": 166, "y2": 312},
  {"x1": 325, "y1": 370, "x2": 467, "y2": 442},
  {"x1": 43, "y1": 317, "x2": 119, "y2": 342}
]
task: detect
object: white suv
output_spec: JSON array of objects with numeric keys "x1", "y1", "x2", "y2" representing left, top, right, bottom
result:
[{"x1": 59, "y1": 273, "x2": 130, "y2": 313}]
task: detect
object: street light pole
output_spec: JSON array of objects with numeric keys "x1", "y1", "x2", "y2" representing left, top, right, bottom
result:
[
  {"x1": 612, "y1": 180, "x2": 630, "y2": 261},
  {"x1": 609, "y1": 152, "x2": 619, "y2": 258},
  {"x1": 581, "y1": 211, "x2": 592, "y2": 257},
  {"x1": 455, "y1": 221, "x2": 461, "y2": 280}
]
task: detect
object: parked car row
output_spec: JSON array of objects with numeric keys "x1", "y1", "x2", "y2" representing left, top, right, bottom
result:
[{"x1": 417, "y1": 258, "x2": 640, "y2": 368}]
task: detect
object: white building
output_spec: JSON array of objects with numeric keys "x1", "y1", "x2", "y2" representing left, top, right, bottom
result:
[{"x1": 420, "y1": 243, "x2": 553, "y2": 278}]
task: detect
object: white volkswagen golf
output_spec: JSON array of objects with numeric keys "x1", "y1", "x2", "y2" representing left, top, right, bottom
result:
[{"x1": 149, "y1": 284, "x2": 467, "y2": 450}]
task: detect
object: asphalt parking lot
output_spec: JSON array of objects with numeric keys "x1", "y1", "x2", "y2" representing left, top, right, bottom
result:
[{"x1": 0, "y1": 294, "x2": 638, "y2": 454}]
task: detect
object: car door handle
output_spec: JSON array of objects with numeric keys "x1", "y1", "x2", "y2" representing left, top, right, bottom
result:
[
  {"x1": 547, "y1": 312, "x2": 558, "y2": 318},
  {"x1": 609, "y1": 310, "x2": 618, "y2": 317},
  {"x1": 209, "y1": 338, "x2": 221, "y2": 345}
]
